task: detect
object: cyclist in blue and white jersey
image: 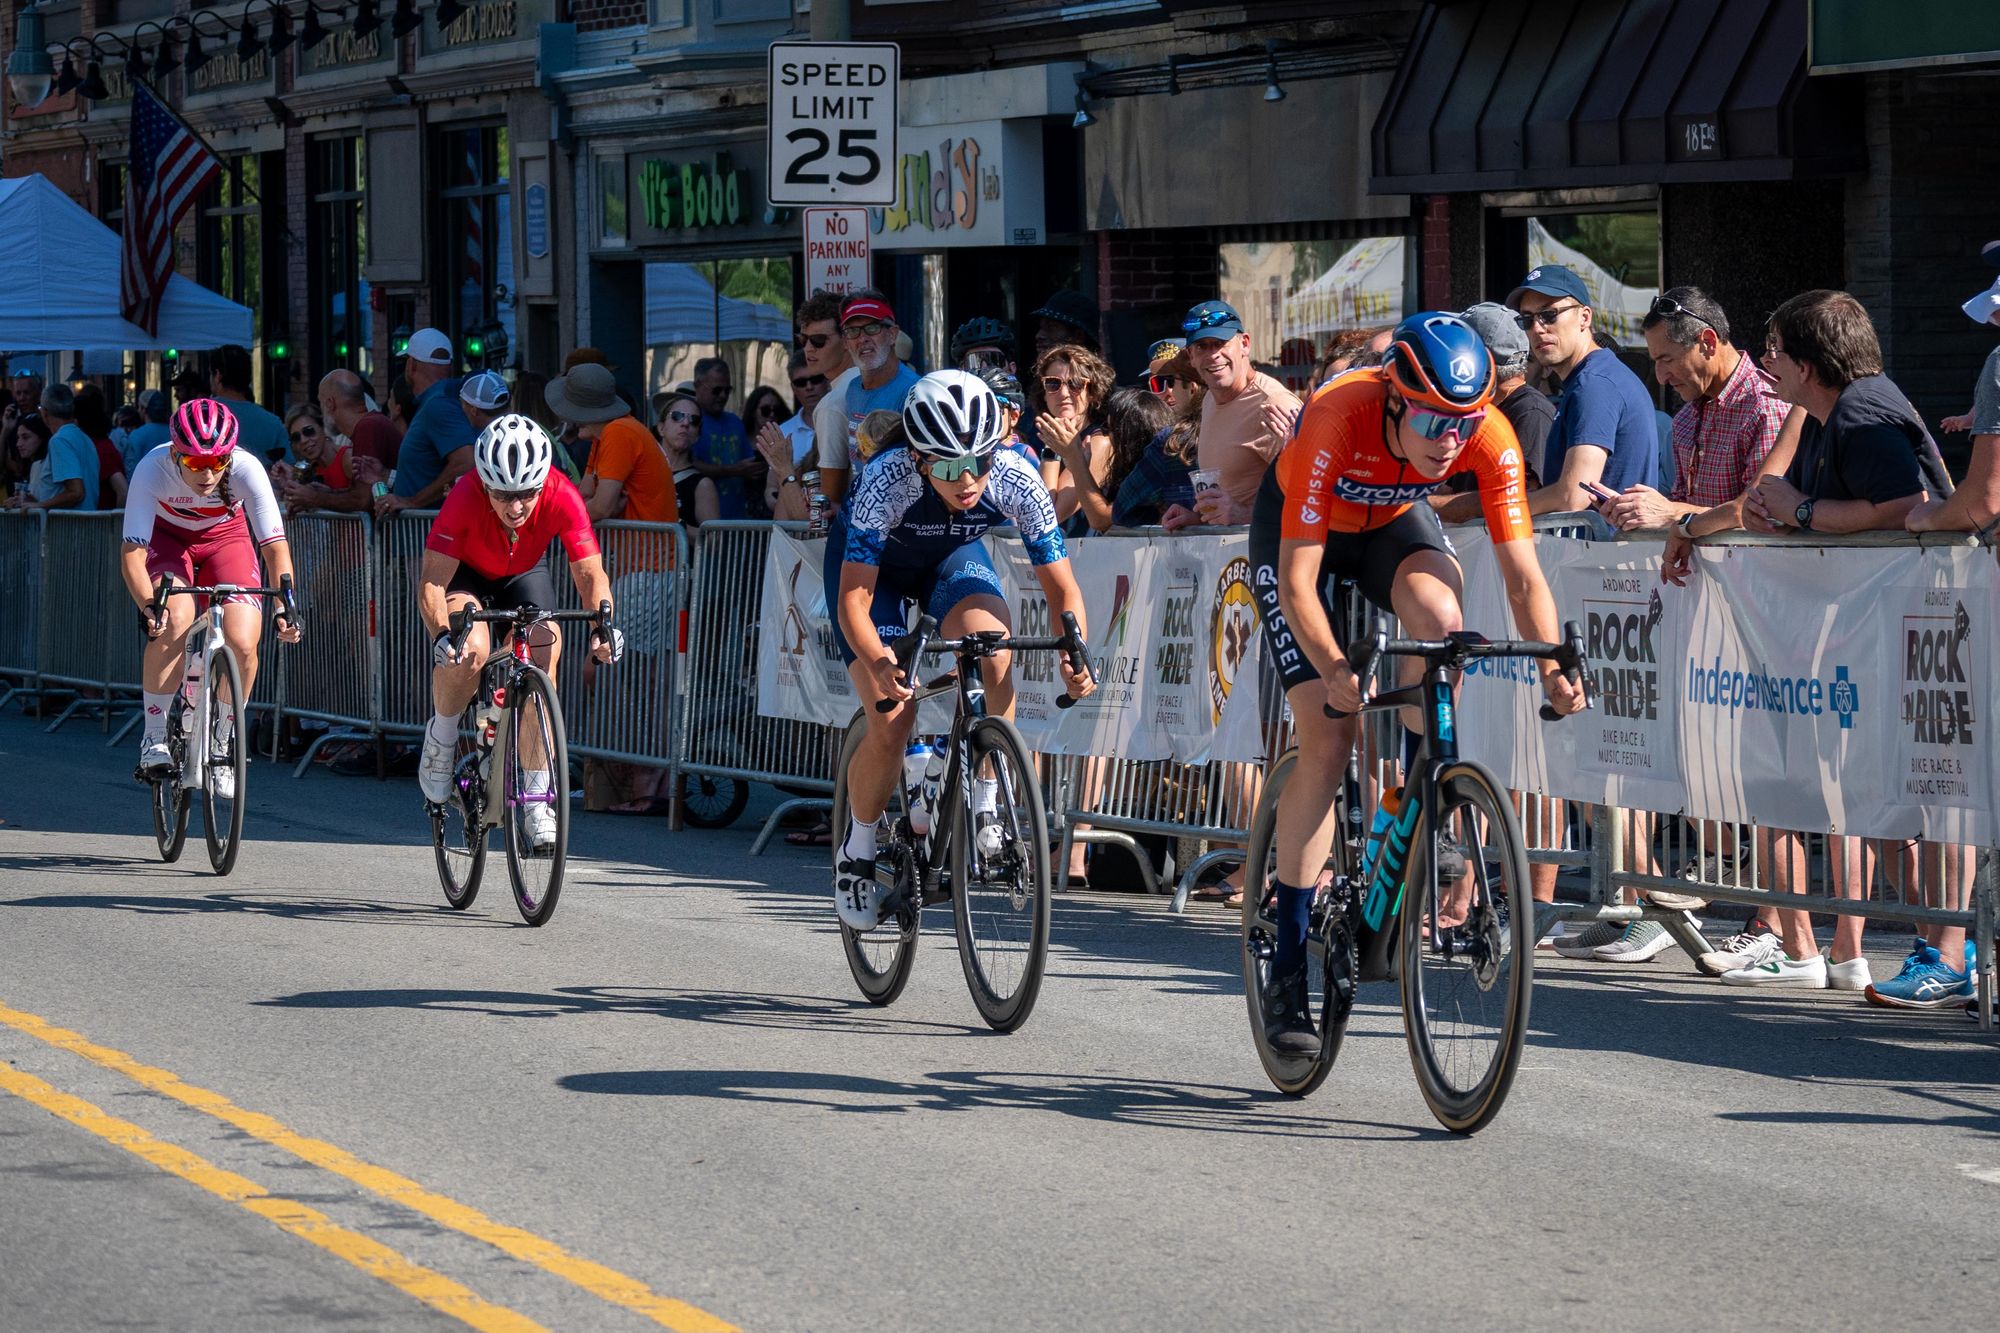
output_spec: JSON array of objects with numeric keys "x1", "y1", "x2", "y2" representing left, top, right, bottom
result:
[{"x1": 831, "y1": 370, "x2": 1095, "y2": 929}]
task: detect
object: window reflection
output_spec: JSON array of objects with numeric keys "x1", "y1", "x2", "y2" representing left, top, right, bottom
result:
[
  {"x1": 1219, "y1": 237, "x2": 1410, "y2": 396},
  {"x1": 1525, "y1": 211, "x2": 1660, "y2": 347},
  {"x1": 642, "y1": 258, "x2": 794, "y2": 403}
]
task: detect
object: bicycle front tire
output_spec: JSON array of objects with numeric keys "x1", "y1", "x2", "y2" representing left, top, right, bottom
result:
[
  {"x1": 201, "y1": 642, "x2": 247, "y2": 876},
  {"x1": 1399, "y1": 760, "x2": 1534, "y2": 1135},
  {"x1": 501, "y1": 664, "x2": 569, "y2": 926},
  {"x1": 950, "y1": 716, "x2": 1051, "y2": 1033}
]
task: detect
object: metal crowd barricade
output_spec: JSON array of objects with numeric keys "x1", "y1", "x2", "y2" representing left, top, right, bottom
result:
[
  {"x1": 36, "y1": 511, "x2": 136, "y2": 732},
  {"x1": 680, "y1": 521, "x2": 839, "y2": 851},
  {"x1": 0, "y1": 509, "x2": 43, "y2": 709},
  {"x1": 272, "y1": 512, "x2": 382, "y2": 773},
  {"x1": 374, "y1": 510, "x2": 439, "y2": 737}
]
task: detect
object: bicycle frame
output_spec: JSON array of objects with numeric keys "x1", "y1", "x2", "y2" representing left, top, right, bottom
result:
[{"x1": 145, "y1": 578, "x2": 296, "y2": 781}]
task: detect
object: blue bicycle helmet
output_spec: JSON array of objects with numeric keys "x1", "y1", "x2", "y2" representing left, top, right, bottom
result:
[{"x1": 1383, "y1": 312, "x2": 1495, "y2": 414}]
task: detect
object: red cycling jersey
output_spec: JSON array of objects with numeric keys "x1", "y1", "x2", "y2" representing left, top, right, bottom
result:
[
  {"x1": 1274, "y1": 369, "x2": 1533, "y2": 545},
  {"x1": 425, "y1": 471, "x2": 599, "y2": 579}
]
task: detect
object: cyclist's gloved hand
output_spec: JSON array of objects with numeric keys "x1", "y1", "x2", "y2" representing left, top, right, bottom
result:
[
  {"x1": 432, "y1": 630, "x2": 464, "y2": 668},
  {"x1": 592, "y1": 626, "x2": 625, "y2": 664}
]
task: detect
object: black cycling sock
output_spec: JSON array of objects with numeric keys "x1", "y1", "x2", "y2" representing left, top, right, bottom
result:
[{"x1": 1272, "y1": 878, "x2": 1312, "y2": 977}]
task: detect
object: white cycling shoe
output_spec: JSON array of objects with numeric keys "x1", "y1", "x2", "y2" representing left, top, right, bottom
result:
[
  {"x1": 209, "y1": 762, "x2": 236, "y2": 802},
  {"x1": 418, "y1": 730, "x2": 456, "y2": 804},
  {"x1": 834, "y1": 854, "x2": 886, "y2": 931},
  {"x1": 137, "y1": 738, "x2": 172, "y2": 777},
  {"x1": 523, "y1": 803, "x2": 558, "y2": 850}
]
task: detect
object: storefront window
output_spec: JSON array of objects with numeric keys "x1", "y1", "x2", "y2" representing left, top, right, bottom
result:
[
  {"x1": 199, "y1": 154, "x2": 263, "y2": 317},
  {"x1": 1218, "y1": 237, "x2": 1411, "y2": 397},
  {"x1": 437, "y1": 125, "x2": 514, "y2": 368},
  {"x1": 310, "y1": 136, "x2": 371, "y2": 378},
  {"x1": 642, "y1": 258, "x2": 793, "y2": 404},
  {"x1": 99, "y1": 162, "x2": 126, "y2": 231},
  {"x1": 1523, "y1": 210, "x2": 1660, "y2": 348}
]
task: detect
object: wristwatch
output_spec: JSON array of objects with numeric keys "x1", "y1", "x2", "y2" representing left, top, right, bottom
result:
[
  {"x1": 1794, "y1": 498, "x2": 1815, "y2": 531},
  {"x1": 1674, "y1": 512, "x2": 1697, "y2": 539}
]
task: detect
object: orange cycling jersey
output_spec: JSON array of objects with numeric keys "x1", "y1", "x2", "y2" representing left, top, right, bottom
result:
[{"x1": 1274, "y1": 369, "x2": 1532, "y2": 544}]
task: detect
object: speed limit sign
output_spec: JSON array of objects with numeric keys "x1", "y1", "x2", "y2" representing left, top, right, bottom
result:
[{"x1": 767, "y1": 41, "x2": 900, "y2": 206}]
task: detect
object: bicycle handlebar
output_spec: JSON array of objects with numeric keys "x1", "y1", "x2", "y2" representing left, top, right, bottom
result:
[
  {"x1": 146, "y1": 574, "x2": 300, "y2": 631},
  {"x1": 1325, "y1": 620, "x2": 1590, "y2": 723},
  {"x1": 447, "y1": 600, "x2": 614, "y2": 655},
  {"x1": 874, "y1": 611, "x2": 1097, "y2": 713}
]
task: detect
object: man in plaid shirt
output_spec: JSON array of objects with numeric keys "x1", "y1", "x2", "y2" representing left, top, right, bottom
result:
[{"x1": 1602, "y1": 286, "x2": 1796, "y2": 531}]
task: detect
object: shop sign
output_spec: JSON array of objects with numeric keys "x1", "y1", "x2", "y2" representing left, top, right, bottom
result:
[
  {"x1": 524, "y1": 182, "x2": 549, "y2": 259},
  {"x1": 803, "y1": 207, "x2": 869, "y2": 295},
  {"x1": 869, "y1": 119, "x2": 1044, "y2": 250},
  {"x1": 190, "y1": 47, "x2": 271, "y2": 94},
  {"x1": 620, "y1": 142, "x2": 795, "y2": 250},
  {"x1": 304, "y1": 25, "x2": 390, "y2": 74},
  {"x1": 420, "y1": 0, "x2": 546, "y2": 56},
  {"x1": 637, "y1": 152, "x2": 750, "y2": 232}
]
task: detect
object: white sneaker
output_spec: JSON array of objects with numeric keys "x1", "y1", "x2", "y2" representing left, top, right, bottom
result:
[
  {"x1": 523, "y1": 803, "x2": 557, "y2": 850},
  {"x1": 1553, "y1": 921, "x2": 1624, "y2": 958},
  {"x1": 138, "y1": 737, "x2": 172, "y2": 776},
  {"x1": 419, "y1": 729, "x2": 456, "y2": 803},
  {"x1": 1721, "y1": 951, "x2": 1828, "y2": 989},
  {"x1": 1594, "y1": 920, "x2": 1676, "y2": 963},
  {"x1": 1699, "y1": 927, "x2": 1782, "y2": 977},
  {"x1": 1826, "y1": 955, "x2": 1872, "y2": 991}
]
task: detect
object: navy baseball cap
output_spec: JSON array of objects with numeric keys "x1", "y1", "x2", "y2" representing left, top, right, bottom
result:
[
  {"x1": 1182, "y1": 300, "x2": 1245, "y2": 341},
  {"x1": 1504, "y1": 264, "x2": 1593, "y2": 311}
]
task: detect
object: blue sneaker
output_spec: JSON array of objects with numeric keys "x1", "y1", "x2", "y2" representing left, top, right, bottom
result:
[{"x1": 1864, "y1": 945, "x2": 1973, "y2": 1010}]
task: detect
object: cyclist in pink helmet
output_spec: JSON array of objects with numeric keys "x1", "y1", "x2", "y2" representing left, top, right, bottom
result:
[{"x1": 119, "y1": 397, "x2": 301, "y2": 782}]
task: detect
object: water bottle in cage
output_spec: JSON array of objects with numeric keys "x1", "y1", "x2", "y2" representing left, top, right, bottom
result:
[
  {"x1": 1359, "y1": 786, "x2": 1404, "y2": 880},
  {"x1": 904, "y1": 741, "x2": 935, "y2": 836}
]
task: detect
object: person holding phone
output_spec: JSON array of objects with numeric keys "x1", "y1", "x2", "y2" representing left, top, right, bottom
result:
[{"x1": 1505, "y1": 265, "x2": 1659, "y2": 518}]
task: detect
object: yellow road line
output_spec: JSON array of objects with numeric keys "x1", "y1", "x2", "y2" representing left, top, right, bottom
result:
[
  {"x1": 0, "y1": 1002, "x2": 738, "y2": 1333},
  {"x1": 0, "y1": 1060, "x2": 545, "y2": 1333}
]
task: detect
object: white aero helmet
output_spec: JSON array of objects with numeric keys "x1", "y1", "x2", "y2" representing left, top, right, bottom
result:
[
  {"x1": 474, "y1": 413, "x2": 554, "y2": 491},
  {"x1": 903, "y1": 369, "x2": 1006, "y2": 460}
]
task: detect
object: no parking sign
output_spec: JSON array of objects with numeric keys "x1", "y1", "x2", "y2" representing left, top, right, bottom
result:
[{"x1": 803, "y1": 208, "x2": 871, "y2": 296}]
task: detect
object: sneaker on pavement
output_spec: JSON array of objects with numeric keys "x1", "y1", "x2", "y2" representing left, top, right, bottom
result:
[
  {"x1": 523, "y1": 803, "x2": 557, "y2": 850},
  {"x1": 1260, "y1": 965, "x2": 1321, "y2": 1058},
  {"x1": 1698, "y1": 923, "x2": 1780, "y2": 977},
  {"x1": 1825, "y1": 954, "x2": 1872, "y2": 991},
  {"x1": 137, "y1": 738, "x2": 172, "y2": 777},
  {"x1": 1721, "y1": 951, "x2": 1828, "y2": 989},
  {"x1": 1552, "y1": 921, "x2": 1624, "y2": 958},
  {"x1": 1594, "y1": 919, "x2": 1675, "y2": 963},
  {"x1": 418, "y1": 730, "x2": 456, "y2": 804},
  {"x1": 1864, "y1": 945, "x2": 1974, "y2": 1010},
  {"x1": 834, "y1": 855, "x2": 886, "y2": 931}
]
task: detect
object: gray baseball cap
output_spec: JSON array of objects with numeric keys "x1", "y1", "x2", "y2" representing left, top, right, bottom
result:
[{"x1": 1458, "y1": 301, "x2": 1530, "y2": 365}]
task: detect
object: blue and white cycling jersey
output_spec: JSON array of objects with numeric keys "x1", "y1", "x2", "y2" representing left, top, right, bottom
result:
[{"x1": 843, "y1": 447, "x2": 1068, "y2": 570}]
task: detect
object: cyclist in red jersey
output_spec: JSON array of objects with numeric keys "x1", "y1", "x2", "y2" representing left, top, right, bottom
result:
[
  {"x1": 1248, "y1": 312, "x2": 1583, "y2": 1056},
  {"x1": 416, "y1": 415, "x2": 622, "y2": 835}
]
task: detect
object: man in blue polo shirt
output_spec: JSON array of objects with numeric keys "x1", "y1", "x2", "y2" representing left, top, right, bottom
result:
[
  {"x1": 375, "y1": 327, "x2": 476, "y2": 517},
  {"x1": 1507, "y1": 263, "x2": 1659, "y2": 514}
]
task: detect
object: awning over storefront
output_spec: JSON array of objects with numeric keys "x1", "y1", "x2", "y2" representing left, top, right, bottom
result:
[{"x1": 1371, "y1": 0, "x2": 1862, "y2": 194}]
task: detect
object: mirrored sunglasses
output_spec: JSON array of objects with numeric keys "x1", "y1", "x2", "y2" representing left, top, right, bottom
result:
[
  {"x1": 1148, "y1": 374, "x2": 1183, "y2": 393},
  {"x1": 1407, "y1": 407, "x2": 1485, "y2": 441},
  {"x1": 491, "y1": 486, "x2": 541, "y2": 504},
  {"x1": 924, "y1": 453, "x2": 994, "y2": 482},
  {"x1": 174, "y1": 453, "x2": 227, "y2": 474}
]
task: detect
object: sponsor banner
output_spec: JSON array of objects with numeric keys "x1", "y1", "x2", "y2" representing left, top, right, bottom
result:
[
  {"x1": 1896, "y1": 545, "x2": 1996, "y2": 845},
  {"x1": 989, "y1": 534, "x2": 1156, "y2": 754},
  {"x1": 758, "y1": 529, "x2": 861, "y2": 724}
]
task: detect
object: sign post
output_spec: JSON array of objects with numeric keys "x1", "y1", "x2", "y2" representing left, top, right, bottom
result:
[
  {"x1": 766, "y1": 40, "x2": 900, "y2": 206},
  {"x1": 803, "y1": 207, "x2": 871, "y2": 295}
]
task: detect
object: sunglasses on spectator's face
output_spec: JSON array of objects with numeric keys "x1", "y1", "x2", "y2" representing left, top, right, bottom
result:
[
  {"x1": 791, "y1": 374, "x2": 828, "y2": 390},
  {"x1": 666, "y1": 409, "x2": 698, "y2": 425},
  {"x1": 843, "y1": 320, "x2": 892, "y2": 340},
  {"x1": 174, "y1": 453, "x2": 227, "y2": 474},
  {"x1": 1514, "y1": 302, "x2": 1581, "y2": 330},
  {"x1": 1043, "y1": 376, "x2": 1082, "y2": 396},
  {"x1": 289, "y1": 424, "x2": 320, "y2": 444},
  {"x1": 1406, "y1": 407, "x2": 1485, "y2": 441},
  {"x1": 1182, "y1": 308, "x2": 1237, "y2": 336},
  {"x1": 491, "y1": 486, "x2": 541, "y2": 504},
  {"x1": 1649, "y1": 296, "x2": 1716, "y2": 333},
  {"x1": 795, "y1": 332, "x2": 835, "y2": 350},
  {"x1": 924, "y1": 453, "x2": 994, "y2": 483},
  {"x1": 1148, "y1": 374, "x2": 1183, "y2": 393}
]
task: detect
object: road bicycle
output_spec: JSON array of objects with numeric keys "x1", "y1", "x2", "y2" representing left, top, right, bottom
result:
[
  {"x1": 139, "y1": 576, "x2": 297, "y2": 876},
  {"x1": 427, "y1": 600, "x2": 613, "y2": 927},
  {"x1": 1242, "y1": 622, "x2": 1586, "y2": 1134},
  {"x1": 830, "y1": 612, "x2": 1094, "y2": 1032}
]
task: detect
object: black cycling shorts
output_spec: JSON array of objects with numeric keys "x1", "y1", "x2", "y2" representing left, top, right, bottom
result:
[
  {"x1": 445, "y1": 565, "x2": 561, "y2": 648},
  {"x1": 1247, "y1": 464, "x2": 1457, "y2": 693}
]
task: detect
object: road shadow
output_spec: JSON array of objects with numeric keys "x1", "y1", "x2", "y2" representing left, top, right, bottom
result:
[
  {"x1": 254, "y1": 984, "x2": 987, "y2": 1036},
  {"x1": 554, "y1": 1065, "x2": 1447, "y2": 1141},
  {"x1": 0, "y1": 852, "x2": 178, "y2": 876},
  {"x1": 0, "y1": 889, "x2": 510, "y2": 927}
]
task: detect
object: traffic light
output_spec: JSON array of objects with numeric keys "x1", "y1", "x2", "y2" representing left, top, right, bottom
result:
[
  {"x1": 465, "y1": 330, "x2": 486, "y2": 358},
  {"x1": 335, "y1": 341, "x2": 350, "y2": 360},
  {"x1": 268, "y1": 341, "x2": 290, "y2": 361},
  {"x1": 162, "y1": 347, "x2": 179, "y2": 362}
]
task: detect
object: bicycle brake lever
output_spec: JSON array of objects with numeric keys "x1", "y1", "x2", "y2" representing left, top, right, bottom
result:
[
  {"x1": 1537, "y1": 619, "x2": 1590, "y2": 722},
  {"x1": 877, "y1": 615, "x2": 937, "y2": 712},
  {"x1": 1055, "y1": 610, "x2": 1095, "y2": 710}
]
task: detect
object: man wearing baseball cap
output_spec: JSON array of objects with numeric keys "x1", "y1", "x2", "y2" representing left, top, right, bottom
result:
[
  {"x1": 378, "y1": 326, "x2": 476, "y2": 518},
  {"x1": 1505, "y1": 263, "x2": 1658, "y2": 515},
  {"x1": 812, "y1": 288, "x2": 920, "y2": 506},
  {"x1": 1170, "y1": 298, "x2": 1300, "y2": 529}
]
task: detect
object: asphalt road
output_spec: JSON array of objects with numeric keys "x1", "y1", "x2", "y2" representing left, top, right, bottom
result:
[{"x1": 1, "y1": 707, "x2": 1995, "y2": 1332}]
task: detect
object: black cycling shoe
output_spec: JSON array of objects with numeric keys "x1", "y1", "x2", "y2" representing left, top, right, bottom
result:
[
  {"x1": 1261, "y1": 964, "x2": 1321, "y2": 1058},
  {"x1": 1435, "y1": 836, "x2": 1470, "y2": 885}
]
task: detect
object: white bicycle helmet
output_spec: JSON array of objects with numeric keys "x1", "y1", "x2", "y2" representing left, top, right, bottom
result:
[
  {"x1": 903, "y1": 370, "x2": 1006, "y2": 459},
  {"x1": 473, "y1": 413, "x2": 554, "y2": 491}
]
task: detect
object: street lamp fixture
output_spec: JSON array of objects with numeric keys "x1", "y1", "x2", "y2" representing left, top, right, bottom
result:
[
  {"x1": 391, "y1": 0, "x2": 423, "y2": 39},
  {"x1": 77, "y1": 57, "x2": 110, "y2": 101},
  {"x1": 125, "y1": 39, "x2": 150, "y2": 85},
  {"x1": 300, "y1": 2, "x2": 331, "y2": 50},
  {"x1": 236, "y1": 6, "x2": 263, "y2": 60},
  {"x1": 266, "y1": 3, "x2": 296, "y2": 55},
  {"x1": 1263, "y1": 41, "x2": 1285, "y2": 103},
  {"x1": 352, "y1": 0, "x2": 383, "y2": 38},
  {"x1": 435, "y1": 0, "x2": 468, "y2": 32},
  {"x1": 1072, "y1": 93, "x2": 1094, "y2": 129},
  {"x1": 5, "y1": 3, "x2": 53, "y2": 108}
]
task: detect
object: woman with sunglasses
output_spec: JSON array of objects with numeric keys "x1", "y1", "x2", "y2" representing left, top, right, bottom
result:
[
  {"x1": 829, "y1": 370, "x2": 1095, "y2": 931},
  {"x1": 656, "y1": 389, "x2": 720, "y2": 526},
  {"x1": 1031, "y1": 343, "x2": 1116, "y2": 530},
  {"x1": 1246, "y1": 312, "x2": 1585, "y2": 1057},
  {"x1": 120, "y1": 399, "x2": 302, "y2": 783}
]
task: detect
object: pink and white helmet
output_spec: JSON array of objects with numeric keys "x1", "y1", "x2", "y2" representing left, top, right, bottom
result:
[{"x1": 170, "y1": 397, "x2": 240, "y2": 461}]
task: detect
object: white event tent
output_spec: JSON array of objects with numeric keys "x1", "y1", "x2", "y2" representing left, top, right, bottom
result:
[{"x1": 0, "y1": 172, "x2": 253, "y2": 352}]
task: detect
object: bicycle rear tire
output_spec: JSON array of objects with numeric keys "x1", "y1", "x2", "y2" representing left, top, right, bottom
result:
[
  {"x1": 1241, "y1": 750, "x2": 1352, "y2": 1097},
  {"x1": 502, "y1": 664, "x2": 568, "y2": 927},
  {"x1": 201, "y1": 643, "x2": 247, "y2": 876},
  {"x1": 151, "y1": 705, "x2": 191, "y2": 863},
  {"x1": 1399, "y1": 760, "x2": 1534, "y2": 1135},
  {"x1": 832, "y1": 711, "x2": 918, "y2": 1006},
  {"x1": 950, "y1": 717, "x2": 1051, "y2": 1033}
]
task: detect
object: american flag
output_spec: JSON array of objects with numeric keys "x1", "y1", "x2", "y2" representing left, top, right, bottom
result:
[{"x1": 120, "y1": 82, "x2": 221, "y2": 335}]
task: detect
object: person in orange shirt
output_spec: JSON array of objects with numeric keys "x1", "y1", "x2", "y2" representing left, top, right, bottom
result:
[{"x1": 551, "y1": 363, "x2": 679, "y2": 525}]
